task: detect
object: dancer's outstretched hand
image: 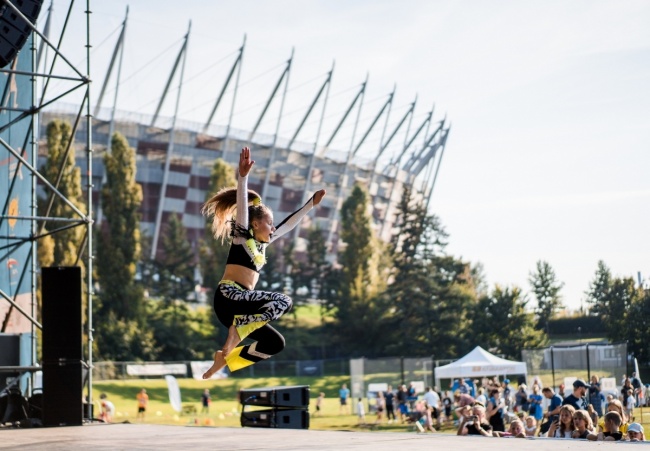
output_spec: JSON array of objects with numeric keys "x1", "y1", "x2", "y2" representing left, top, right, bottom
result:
[
  {"x1": 313, "y1": 189, "x2": 326, "y2": 206},
  {"x1": 239, "y1": 147, "x2": 254, "y2": 177}
]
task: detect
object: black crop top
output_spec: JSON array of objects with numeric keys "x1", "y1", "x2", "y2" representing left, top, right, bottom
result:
[{"x1": 226, "y1": 243, "x2": 258, "y2": 272}]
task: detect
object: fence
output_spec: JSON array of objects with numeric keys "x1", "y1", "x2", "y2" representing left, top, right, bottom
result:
[
  {"x1": 522, "y1": 342, "x2": 627, "y2": 389},
  {"x1": 92, "y1": 358, "x2": 351, "y2": 381}
]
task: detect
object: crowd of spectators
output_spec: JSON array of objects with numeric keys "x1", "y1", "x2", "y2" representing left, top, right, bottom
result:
[{"x1": 365, "y1": 372, "x2": 648, "y2": 441}]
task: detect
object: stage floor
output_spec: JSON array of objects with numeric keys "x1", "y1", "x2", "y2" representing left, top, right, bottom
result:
[{"x1": 0, "y1": 423, "x2": 628, "y2": 450}]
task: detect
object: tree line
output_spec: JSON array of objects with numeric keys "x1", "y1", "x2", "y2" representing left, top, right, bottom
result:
[{"x1": 37, "y1": 121, "x2": 650, "y2": 365}]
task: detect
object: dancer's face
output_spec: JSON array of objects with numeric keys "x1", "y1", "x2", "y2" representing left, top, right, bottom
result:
[{"x1": 252, "y1": 212, "x2": 275, "y2": 243}]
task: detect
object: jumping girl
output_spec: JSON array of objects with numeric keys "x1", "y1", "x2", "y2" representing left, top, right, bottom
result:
[{"x1": 201, "y1": 147, "x2": 325, "y2": 378}]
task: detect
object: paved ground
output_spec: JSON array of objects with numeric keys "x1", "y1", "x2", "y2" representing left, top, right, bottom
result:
[{"x1": 0, "y1": 423, "x2": 634, "y2": 450}]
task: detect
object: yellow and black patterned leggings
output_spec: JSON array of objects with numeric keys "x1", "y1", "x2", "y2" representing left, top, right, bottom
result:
[{"x1": 213, "y1": 280, "x2": 292, "y2": 371}]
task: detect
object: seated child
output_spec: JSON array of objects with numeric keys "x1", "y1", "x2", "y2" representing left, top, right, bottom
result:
[
  {"x1": 627, "y1": 422, "x2": 645, "y2": 442},
  {"x1": 571, "y1": 409, "x2": 594, "y2": 439},
  {"x1": 493, "y1": 419, "x2": 526, "y2": 438},
  {"x1": 524, "y1": 416, "x2": 537, "y2": 437},
  {"x1": 588, "y1": 411, "x2": 623, "y2": 441}
]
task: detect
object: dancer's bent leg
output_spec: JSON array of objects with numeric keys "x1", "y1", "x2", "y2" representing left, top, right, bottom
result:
[
  {"x1": 212, "y1": 282, "x2": 292, "y2": 372},
  {"x1": 224, "y1": 324, "x2": 285, "y2": 372}
]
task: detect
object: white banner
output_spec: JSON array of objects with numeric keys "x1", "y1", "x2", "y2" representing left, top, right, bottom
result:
[{"x1": 126, "y1": 363, "x2": 187, "y2": 376}]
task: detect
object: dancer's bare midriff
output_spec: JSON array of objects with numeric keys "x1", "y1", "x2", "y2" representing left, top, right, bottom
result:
[{"x1": 222, "y1": 264, "x2": 258, "y2": 291}]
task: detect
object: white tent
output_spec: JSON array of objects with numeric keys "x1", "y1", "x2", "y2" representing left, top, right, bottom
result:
[{"x1": 434, "y1": 346, "x2": 527, "y2": 388}]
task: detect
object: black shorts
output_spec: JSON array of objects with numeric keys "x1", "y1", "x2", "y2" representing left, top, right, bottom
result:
[
  {"x1": 340, "y1": 398, "x2": 347, "y2": 406},
  {"x1": 138, "y1": 407, "x2": 146, "y2": 413}
]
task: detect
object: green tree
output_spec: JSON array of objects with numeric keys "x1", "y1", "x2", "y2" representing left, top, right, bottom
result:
[
  {"x1": 327, "y1": 183, "x2": 390, "y2": 356},
  {"x1": 601, "y1": 277, "x2": 638, "y2": 344},
  {"x1": 157, "y1": 213, "x2": 196, "y2": 301},
  {"x1": 382, "y1": 187, "x2": 475, "y2": 357},
  {"x1": 96, "y1": 132, "x2": 144, "y2": 320},
  {"x1": 39, "y1": 120, "x2": 85, "y2": 266},
  {"x1": 627, "y1": 287, "x2": 650, "y2": 364},
  {"x1": 528, "y1": 260, "x2": 564, "y2": 334},
  {"x1": 470, "y1": 285, "x2": 547, "y2": 359},
  {"x1": 585, "y1": 260, "x2": 612, "y2": 316},
  {"x1": 199, "y1": 159, "x2": 236, "y2": 295},
  {"x1": 299, "y1": 227, "x2": 331, "y2": 313},
  {"x1": 94, "y1": 311, "x2": 158, "y2": 361},
  {"x1": 147, "y1": 299, "x2": 217, "y2": 360}
]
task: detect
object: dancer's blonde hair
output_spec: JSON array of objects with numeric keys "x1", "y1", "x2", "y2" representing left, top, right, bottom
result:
[{"x1": 201, "y1": 186, "x2": 265, "y2": 243}]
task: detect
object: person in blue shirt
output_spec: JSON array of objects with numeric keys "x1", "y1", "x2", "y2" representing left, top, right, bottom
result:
[
  {"x1": 540, "y1": 386, "x2": 563, "y2": 436},
  {"x1": 588, "y1": 375, "x2": 604, "y2": 416},
  {"x1": 339, "y1": 383, "x2": 351, "y2": 414}
]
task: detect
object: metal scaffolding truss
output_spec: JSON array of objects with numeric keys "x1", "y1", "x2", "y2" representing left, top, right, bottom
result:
[{"x1": 0, "y1": 0, "x2": 94, "y2": 415}]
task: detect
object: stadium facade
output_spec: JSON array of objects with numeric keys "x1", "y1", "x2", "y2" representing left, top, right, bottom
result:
[{"x1": 39, "y1": 106, "x2": 448, "y2": 267}]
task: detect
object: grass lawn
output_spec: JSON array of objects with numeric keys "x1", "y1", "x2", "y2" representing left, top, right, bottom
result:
[
  {"x1": 93, "y1": 375, "x2": 650, "y2": 434},
  {"x1": 92, "y1": 375, "x2": 458, "y2": 433}
]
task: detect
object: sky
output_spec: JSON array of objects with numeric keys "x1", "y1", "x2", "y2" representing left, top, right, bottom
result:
[{"x1": 43, "y1": 0, "x2": 650, "y2": 311}]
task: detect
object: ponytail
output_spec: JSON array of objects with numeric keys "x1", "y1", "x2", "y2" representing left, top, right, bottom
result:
[{"x1": 201, "y1": 186, "x2": 262, "y2": 243}]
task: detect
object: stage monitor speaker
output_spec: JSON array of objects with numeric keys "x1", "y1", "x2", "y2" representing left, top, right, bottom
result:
[
  {"x1": 0, "y1": 0, "x2": 45, "y2": 68},
  {"x1": 240, "y1": 408, "x2": 309, "y2": 429},
  {"x1": 42, "y1": 360, "x2": 82, "y2": 427},
  {"x1": 240, "y1": 385, "x2": 310, "y2": 408},
  {"x1": 42, "y1": 266, "x2": 82, "y2": 362}
]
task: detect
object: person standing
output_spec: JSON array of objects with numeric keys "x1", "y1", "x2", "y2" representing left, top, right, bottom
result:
[
  {"x1": 201, "y1": 147, "x2": 326, "y2": 377},
  {"x1": 563, "y1": 379, "x2": 588, "y2": 411},
  {"x1": 397, "y1": 385, "x2": 409, "y2": 422},
  {"x1": 588, "y1": 375, "x2": 604, "y2": 417},
  {"x1": 384, "y1": 385, "x2": 396, "y2": 423},
  {"x1": 375, "y1": 391, "x2": 385, "y2": 423},
  {"x1": 339, "y1": 383, "x2": 351, "y2": 415},
  {"x1": 201, "y1": 389, "x2": 211, "y2": 414},
  {"x1": 423, "y1": 386, "x2": 440, "y2": 426},
  {"x1": 357, "y1": 398, "x2": 366, "y2": 425},
  {"x1": 314, "y1": 392, "x2": 325, "y2": 417},
  {"x1": 136, "y1": 388, "x2": 148, "y2": 421},
  {"x1": 486, "y1": 387, "x2": 505, "y2": 432},
  {"x1": 540, "y1": 387, "x2": 562, "y2": 435}
]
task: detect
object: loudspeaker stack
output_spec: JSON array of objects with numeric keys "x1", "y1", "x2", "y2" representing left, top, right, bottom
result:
[
  {"x1": 41, "y1": 266, "x2": 83, "y2": 427},
  {"x1": 239, "y1": 385, "x2": 310, "y2": 429}
]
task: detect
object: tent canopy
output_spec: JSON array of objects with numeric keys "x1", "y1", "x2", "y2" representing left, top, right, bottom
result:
[{"x1": 434, "y1": 346, "x2": 527, "y2": 383}]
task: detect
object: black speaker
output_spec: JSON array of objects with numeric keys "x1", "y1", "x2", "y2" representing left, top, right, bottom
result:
[
  {"x1": 42, "y1": 360, "x2": 82, "y2": 427},
  {"x1": 0, "y1": 0, "x2": 44, "y2": 68},
  {"x1": 0, "y1": 333, "x2": 20, "y2": 392},
  {"x1": 239, "y1": 385, "x2": 310, "y2": 408},
  {"x1": 240, "y1": 408, "x2": 309, "y2": 429},
  {"x1": 42, "y1": 266, "x2": 82, "y2": 362}
]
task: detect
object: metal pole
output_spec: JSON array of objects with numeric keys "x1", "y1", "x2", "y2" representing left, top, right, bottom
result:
[
  {"x1": 424, "y1": 127, "x2": 450, "y2": 211},
  {"x1": 97, "y1": 6, "x2": 128, "y2": 226},
  {"x1": 293, "y1": 62, "x2": 334, "y2": 240},
  {"x1": 204, "y1": 34, "x2": 244, "y2": 133},
  {"x1": 85, "y1": 0, "x2": 94, "y2": 421},
  {"x1": 586, "y1": 343, "x2": 591, "y2": 382},
  {"x1": 260, "y1": 48, "x2": 293, "y2": 200},
  {"x1": 551, "y1": 346, "x2": 556, "y2": 389},
  {"x1": 326, "y1": 74, "x2": 368, "y2": 247},
  {"x1": 223, "y1": 34, "x2": 245, "y2": 155},
  {"x1": 30, "y1": 26, "x2": 38, "y2": 396},
  {"x1": 94, "y1": 6, "x2": 127, "y2": 118},
  {"x1": 151, "y1": 23, "x2": 191, "y2": 258}
]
